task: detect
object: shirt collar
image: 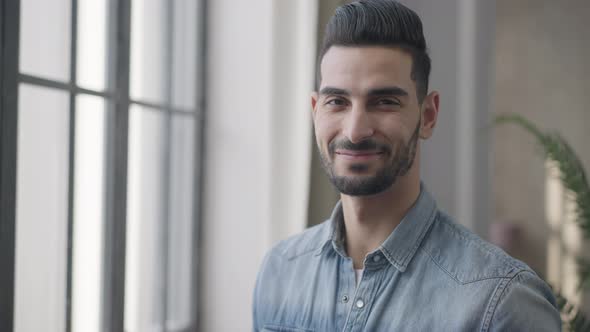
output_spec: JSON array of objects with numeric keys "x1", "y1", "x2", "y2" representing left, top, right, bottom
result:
[{"x1": 315, "y1": 182, "x2": 438, "y2": 272}]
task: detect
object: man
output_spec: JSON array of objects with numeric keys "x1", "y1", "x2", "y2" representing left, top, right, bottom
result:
[{"x1": 253, "y1": 1, "x2": 561, "y2": 331}]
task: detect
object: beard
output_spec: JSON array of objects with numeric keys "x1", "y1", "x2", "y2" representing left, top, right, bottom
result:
[{"x1": 318, "y1": 121, "x2": 420, "y2": 196}]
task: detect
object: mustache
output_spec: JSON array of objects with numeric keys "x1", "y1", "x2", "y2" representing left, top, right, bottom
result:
[{"x1": 328, "y1": 138, "x2": 391, "y2": 154}]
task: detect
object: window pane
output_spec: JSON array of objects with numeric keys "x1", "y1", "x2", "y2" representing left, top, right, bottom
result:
[
  {"x1": 171, "y1": 0, "x2": 200, "y2": 110},
  {"x1": 71, "y1": 95, "x2": 108, "y2": 332},
  {"x1": 125, "y1": 106, "x2": 167, "y2": 332},
  {"x1": 130, "y1": 0, "x2": 168, "y2": 105},
  {"x1": 166, "y1": 115, "x2": 196, "y2": 330},
  {"x1": 77, "y1": 0, "x2": 109, "y2": 91},
  {"x1": 19, "y1": 0, "x2": 71, "y2": 82},
  {"x1": 14, "y1": 84, "x2": 70, "y2": 332}
]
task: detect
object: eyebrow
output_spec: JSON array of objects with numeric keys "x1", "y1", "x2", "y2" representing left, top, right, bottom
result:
[
  {"x1": 319, "y1": 87, "x2": 349, "y2": 96},
  {"x1": 319, "y1": 86, "x2": 409, "y2": 97}
]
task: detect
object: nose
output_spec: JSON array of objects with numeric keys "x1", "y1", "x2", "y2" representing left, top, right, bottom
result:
[{"x1": 343, "y1": 106, "x2": 374, "y2": 143}]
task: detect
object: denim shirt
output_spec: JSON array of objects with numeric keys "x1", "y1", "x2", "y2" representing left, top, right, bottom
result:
[{"x1": 253, "y1": 187, "x2": 561, "y2": 331}]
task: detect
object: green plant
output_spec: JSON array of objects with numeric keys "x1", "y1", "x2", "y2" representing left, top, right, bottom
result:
[
  {"x1": 556, "y1": 289, "x2": 590, "y2": 331},
  {"x1": 496, "y1": 113, "x2": 590, "y2": 331}
]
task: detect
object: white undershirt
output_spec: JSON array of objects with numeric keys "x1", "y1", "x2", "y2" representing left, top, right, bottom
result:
[{"x1": 354, "y1": 269, "x2": 364, "y2": 287}]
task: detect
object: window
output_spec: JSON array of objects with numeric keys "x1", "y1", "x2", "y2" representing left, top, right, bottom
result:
[{"x1": 0, "y1": 0, "x2": 205, "y2": 331}]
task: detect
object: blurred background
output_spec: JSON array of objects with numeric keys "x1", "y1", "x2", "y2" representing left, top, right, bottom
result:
[{"x1": 0, "y1": 0, "x2": 588, "y2": 331}]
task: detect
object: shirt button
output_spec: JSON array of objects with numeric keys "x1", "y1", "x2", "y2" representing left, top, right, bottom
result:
[
  {"x1": 355, "y1": 299, "x2": 365, "y2": 309},
  {"x1": 342, "y1": 295, "x2": 349, "y2": 303},
  {"x1": 373, "y1": 255, "x2": 382, "y2": 263}
]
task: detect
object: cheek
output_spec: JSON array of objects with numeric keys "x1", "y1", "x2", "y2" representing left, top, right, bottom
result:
[
  {"x1": 379, "y1": 117, "x2": 413, "y2": 141},
  {"x1": 314, "y1": 114, "x2": 340, "y2": 146}
]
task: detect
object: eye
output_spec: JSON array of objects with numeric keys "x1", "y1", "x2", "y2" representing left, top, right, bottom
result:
[
  {"x1": 375, "y1": 98, "x2": 400, "y2": 106},
  {"x1": 325, "y1": 97, "x2": 348, "y2": 106}
]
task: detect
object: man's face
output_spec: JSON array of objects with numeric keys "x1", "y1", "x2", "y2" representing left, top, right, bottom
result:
[{"x1": 312, "y1": 46, "x2": 427, "y2": 196}]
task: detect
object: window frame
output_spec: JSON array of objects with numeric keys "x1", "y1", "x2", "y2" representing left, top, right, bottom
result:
[
  {"x1": 0, "y1": 1, "x2": 20, "y2": 332},
  {"x1": 0, "y1": 0, "x2": 206, "y2": 331}
]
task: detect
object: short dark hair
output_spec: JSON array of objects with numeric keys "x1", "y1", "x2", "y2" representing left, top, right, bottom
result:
[{"x1": 317, "y1": 0, "x2": 431, "y2": 102}]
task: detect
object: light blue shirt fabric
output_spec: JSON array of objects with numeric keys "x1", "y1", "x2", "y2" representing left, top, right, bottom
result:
[{"x1": 253, "y1": 186, "x2": 561, "y2": 331}]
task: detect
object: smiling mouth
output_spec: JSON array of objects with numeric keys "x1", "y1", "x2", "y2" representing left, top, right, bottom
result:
[{"x1": 335, "y1": 150, "x2": 384, "y2": 161}]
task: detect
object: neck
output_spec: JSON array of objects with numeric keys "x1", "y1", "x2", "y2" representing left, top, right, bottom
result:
[{"x1": 341, "y1": 174, "x2": 421, "y2": 269}]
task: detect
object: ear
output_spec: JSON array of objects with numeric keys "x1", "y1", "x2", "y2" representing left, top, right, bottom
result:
[
  {"x1": 419, "y1": 91, "x2": 439, "y2": 139},
  {"x1": 311, "y1": 91, "x2": 319, "y2": 120}
]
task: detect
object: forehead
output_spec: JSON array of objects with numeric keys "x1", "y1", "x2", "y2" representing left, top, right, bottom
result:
[{"x1": 319, "y1": 46, "x2": 415, "y2": 96}]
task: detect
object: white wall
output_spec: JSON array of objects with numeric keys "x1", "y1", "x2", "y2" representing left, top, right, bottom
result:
[{"x1": 201, "y1": 1, "x2": 317, "y2": 330}]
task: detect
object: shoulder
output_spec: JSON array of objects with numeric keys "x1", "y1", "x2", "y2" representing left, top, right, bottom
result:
[
  {"x1": 421, "y1": 211, "x2": 532, "y2": 284},
  {"x1": 481, "y1": 269, "x2": 561, "y2": 331},
  {"x1": 420, "y1": 212, "x2": 560, "y2": 330},
  {"x1": 252, "y1": 220, "x2": 331, "y2": 326},
  {"x1": 265, "y1": 220, "x2": 331, "y2": 261},
  {"x1": 256, "y1": 220, "x2": 330, "y2": 280}
]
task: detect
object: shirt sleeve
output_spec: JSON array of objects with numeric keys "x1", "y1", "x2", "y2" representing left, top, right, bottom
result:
[
  {"x1": 252, "y1": 250, "x2": 273, "y2": 332},
  {"x1": 484, "y1": 270, "x2": 562, "y2": 331},
  {"x1": 252, "y1": 257, "x2": 263, "y2": 332}
]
